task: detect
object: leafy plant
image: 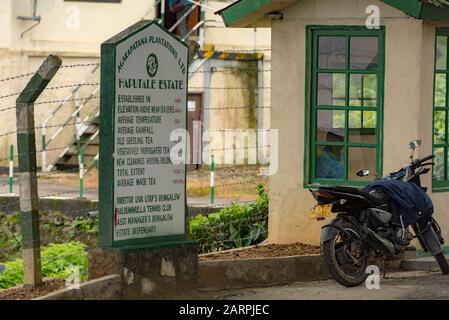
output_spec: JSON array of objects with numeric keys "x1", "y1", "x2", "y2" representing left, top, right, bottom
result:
[
  {"x1": 0, "y1": 211, "x2": 98, "y2": 262},
  {"x1": 0, "y1": 242, "x2": 88, "y2": 290},
  {"x1": 190, "y1": 184, "x2": 269, "y2": 254},
  {"x1": 0, "y1": 259, "x2": 23, "y2": 290}
]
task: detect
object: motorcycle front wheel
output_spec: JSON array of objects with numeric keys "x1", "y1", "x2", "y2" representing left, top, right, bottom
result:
[
  {"x1": 322, "y1": 223, "x2": 371, "y2": 287},
  {"x1": 435, "y1": 252, "x2": 449, "y2": 274}
]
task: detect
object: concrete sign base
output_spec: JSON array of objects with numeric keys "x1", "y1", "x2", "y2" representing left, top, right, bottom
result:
[{"x1": 88, "y1": 243, "x2": 198, "y2": 299}]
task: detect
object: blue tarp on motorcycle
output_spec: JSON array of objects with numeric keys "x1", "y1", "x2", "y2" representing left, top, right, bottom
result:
[{"x1": 363, "y1": 179, "x2": 433, "y2": 225}]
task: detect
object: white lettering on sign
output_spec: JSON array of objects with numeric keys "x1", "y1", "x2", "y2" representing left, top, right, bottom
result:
[{"x1": 113, "y1": 23, "x2": 187, "y2": 242}]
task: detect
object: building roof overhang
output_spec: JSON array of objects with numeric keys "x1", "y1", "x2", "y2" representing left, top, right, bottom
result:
[
  {"x1": 215, "y1": 0, "x2": 299, "y2": 28},
  {"x1": 216, "y1": 0, "x2": 449, "y2": 28}
]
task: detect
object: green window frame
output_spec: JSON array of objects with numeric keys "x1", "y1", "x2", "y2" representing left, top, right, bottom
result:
[
  {"x1": 433, "y1": 28, "x2": 449, "y2": 192},
  {"x1": 304, "y1": 26, "x2": 385, "y2": 188}
]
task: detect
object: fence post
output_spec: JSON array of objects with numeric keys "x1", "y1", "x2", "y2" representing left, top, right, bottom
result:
[
  {"x1": 202, "y1": 59, "x2": 211, "y2": 161},
  {"x1": 79, "y1": 148, "x2": 84, "y2": 199},
  {"x1": 41, "y1": 121, "x2": 47, "y2": 172},
  {"x1": 210, "y1": 155, "x2": 215, "y2": 204},
  {"x1": 16, "y1": 54, "x2": 62, "y2": 288},
  {"x1": 9, "y1": 145, "x2": 13, "y2": 194},
  {"x1": 258, "y1": 58, "x2": 265, "y2": 151},
  {"x1": 199, "y1": 0, "x2": 206, "y2": 48},
  {"x1": 75, "y1": 91, "x2": 82, "y2": 152}
]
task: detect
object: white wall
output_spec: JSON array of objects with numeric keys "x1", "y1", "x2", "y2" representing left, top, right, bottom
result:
[
  {"x1": 268, "y1": 0, "x2": 449, "y2": 245},
  {"x1": 9, "y1": 0, "x2": 154, "y2": 55}
]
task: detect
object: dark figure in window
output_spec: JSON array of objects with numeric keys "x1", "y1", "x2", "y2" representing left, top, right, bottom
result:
[
  {"x1": 316, "y1": 131, "x2": 344, "y2": 179},
  {"x1": 168, "y1": 0, "x2": 192, "y2": 38}
]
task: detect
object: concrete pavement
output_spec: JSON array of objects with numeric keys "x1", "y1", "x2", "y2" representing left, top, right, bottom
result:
[{"x1": 200, "y1": 271, "x2": 449, "y2": 300}]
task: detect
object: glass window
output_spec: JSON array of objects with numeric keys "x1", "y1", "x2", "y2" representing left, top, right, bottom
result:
[
  {"x1": 317, "y1": 73, "x2": 346, "y2": 106},
  {"x1": 308, "y1": 28, "x2": 384, "y2": 185},
  {"x1": 318, "y1": 36, "x2": 346, "y2": 69},
  {"x1": 434, "y1": 147, "x2": 445, "y2": 181},
  {"x1": 436, "y1": 36, "x2": 447, "y2": 71},
  {"x1": 348, "y1": 111, "x2": 377, "y2": 144},
  {"x1": 349, "y1": 74, "x2": 377, "y2": 107},
  {"x1": 317, "y1": 110, "x2": 345, "y2": 142},
  {"x1": 350, "y1": 37, "x2": 379, "y2": 70},
  {"x1": 348, "y1": 147, "x2": 377, "y2": 181},
  {"x1": 433, "y1": 31, "x2": 449, "y2": 190},
  {"x1": 316, "y1": 146, "x2": 345, "y2": 180},
  {"x1": 435, "y1": 73, "x2": 447, "y2": 107}
]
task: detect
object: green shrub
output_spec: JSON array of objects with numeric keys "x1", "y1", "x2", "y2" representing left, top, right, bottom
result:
[
  {"x1": 0, "y1": 211, "x2": 98, "y2": 262},
  {"x1": 0, "y1": 259, "x2": 23, "y2": 290},
  {"x1": 0, "y1": 242, "x2": 88, "y2": 290},
  {"x1": 0, "y1": 212, "x2": 23, "y2": 262},
  {"x1": 190, "y1": 184, "x2": 269, "y2": 254}
]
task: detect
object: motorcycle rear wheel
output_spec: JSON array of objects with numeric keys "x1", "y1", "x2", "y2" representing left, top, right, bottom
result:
[
  {"x1": 322, "y1": 224, "x2": 370, "y2": 287},
  {"x1": 435, "y1": 253, "x2": 449, "y2": 275}
]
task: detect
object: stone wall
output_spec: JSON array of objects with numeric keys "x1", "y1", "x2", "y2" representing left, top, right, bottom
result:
[{"x1": 88, "y1": 243, "x2": 198, "y2": 299}]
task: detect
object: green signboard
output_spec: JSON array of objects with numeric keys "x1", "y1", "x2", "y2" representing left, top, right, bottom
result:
[{"x1": 99, "y1": 20, "x2": 189, "y2": 248}]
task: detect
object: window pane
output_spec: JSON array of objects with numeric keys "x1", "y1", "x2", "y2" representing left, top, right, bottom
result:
[
  {"x1": 434, "y1": 147, "x2": 445, "y2": 181},
  {"x1": 348, "y1": 111, "x2": 377, "y2": 144},
  {"x1": 350, "y1": 37, "x2": 379, "y2": 70},
  {"x1": 315, "y1": 146, "x2": 344, "y2": 179},
  {"x1": 318, "y1": 36, "x2": 346, "y2": 69},
  {"x1": 348, "y1": 147, "x2": 376, "y2": 181},
  {"x1": 317, "y1": 73, "x2": 346, "y2": 106},
  {"x1": 434, "y1": 73, "x2": 447, "y2": 107},
  {"x1": 434, "y1": 111, "x2": 446, "y2": 145},
  {"x1": 349, "y1": 74, "x2": 377, "y2": 107},
  {"x1": 436, "y1": 36, "x2": 448, "y2": 71},
  {"x1": 317, "y1": 110, "x2": 345, "y2": 142}
]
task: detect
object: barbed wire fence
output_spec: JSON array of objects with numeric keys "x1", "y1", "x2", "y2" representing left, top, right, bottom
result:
[{"x1": 0, "y1": 49, "x2": 272, "y2": 286}]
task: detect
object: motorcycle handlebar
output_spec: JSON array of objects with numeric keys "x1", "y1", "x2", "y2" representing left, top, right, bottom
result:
[
  {"x1": 411, "y1": 155, "x2": 435, "y2": 169},
  {"x1": 420, "y1": 155, "x2": 435, "y2": 163}
]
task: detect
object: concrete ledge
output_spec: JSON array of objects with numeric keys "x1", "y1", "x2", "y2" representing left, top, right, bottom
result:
[
  {"x1": 198, "y1": 254, "x2": 331, "y2": 290},
  {"x1": 198, "y1": 252, "x2": 408, "y2": 291},
  {"x1": 0, "y1": 195, "x2": 225, "y2": 218},
  {"x1": 35, "y1": 275, "x2": 122, "y2": 300},
  {"x1": 401, "y1": 254, "x2": 449, "y2": 272},
  {"x1": 0, "y1": 195, "x2": 98, "y2": 217}
]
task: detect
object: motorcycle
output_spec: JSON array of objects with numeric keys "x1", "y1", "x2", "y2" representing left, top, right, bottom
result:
[{"x1": 309, "y1": 140, "x2": 449, "y2": 287}]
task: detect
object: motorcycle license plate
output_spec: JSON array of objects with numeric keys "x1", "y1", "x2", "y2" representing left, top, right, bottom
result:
[{"x1": 308, "y1": 204, "x2": 332, "y2": 220}]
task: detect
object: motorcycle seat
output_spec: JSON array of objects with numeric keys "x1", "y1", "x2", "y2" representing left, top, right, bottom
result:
[{"x1": 320, "y1": 186, "x2": 388, "y2": 207}]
